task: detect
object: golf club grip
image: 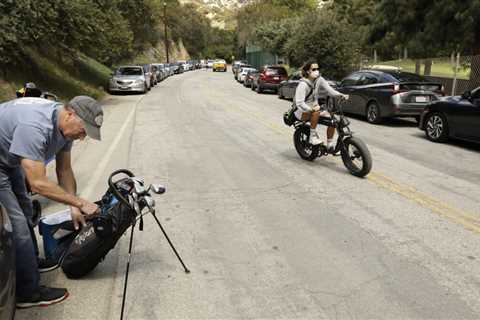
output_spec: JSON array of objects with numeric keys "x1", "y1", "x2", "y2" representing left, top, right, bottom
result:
[{"x1": 108, "y1": 169, "x2": 135, "y2": 208}]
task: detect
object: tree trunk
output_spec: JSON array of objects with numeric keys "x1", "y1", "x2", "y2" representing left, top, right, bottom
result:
[
  {"x1": 403, "y1": 47, "x2": 408, "y2": 60},
  {"x1": 424, "y1": 59, "x2": 432, "y2": 76},
  {"x1": 415, "y1": 60, "x2": 422, "y2": 74}
]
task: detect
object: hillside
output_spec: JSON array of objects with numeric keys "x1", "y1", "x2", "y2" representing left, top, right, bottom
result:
[
  {"x1": 180, "y1": 0, "x2": 249, "y2": 29},
  {"x1": 0, "y1": 40, "x2": 189, "y2": 103}
]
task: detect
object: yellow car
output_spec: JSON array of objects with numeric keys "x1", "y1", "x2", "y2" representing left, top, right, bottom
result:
[{"x1": 213, "y1": 60, "x2": 227, "y2": 72}]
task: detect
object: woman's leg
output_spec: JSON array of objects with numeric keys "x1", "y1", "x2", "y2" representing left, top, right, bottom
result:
[
  {"x1": 301, "y1": 111, "x2": 320, "y2": 129},
  {"x1": 320, "y1": 110, "x2": 336, "y2": 149},
  {"x1": 302, "y1": 112, "x2": 323, "y2": 145}
]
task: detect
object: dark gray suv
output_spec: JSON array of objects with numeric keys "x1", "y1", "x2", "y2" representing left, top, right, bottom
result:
[{"x1": 0, "y1": 203, "x2": 15, "y2": 320}]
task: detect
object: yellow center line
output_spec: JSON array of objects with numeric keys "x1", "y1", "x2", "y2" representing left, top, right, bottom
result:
[{"x1": 220, "y1": 99, "x2": 480, "y2": 235}]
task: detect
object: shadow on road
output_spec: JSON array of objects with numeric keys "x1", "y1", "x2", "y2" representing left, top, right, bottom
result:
[
  {"x1": 346, "y1": 113, "x2": 418, "y2": 128},
  {"x1": 279, "y1": 150, "x2": 348, "y2": 175},
  {"x1": 414, "y1": 132, "x2": 480, "y2": 153},
  {"x1": 109, "y1": 91, "x2": 145, "y2": 96}
]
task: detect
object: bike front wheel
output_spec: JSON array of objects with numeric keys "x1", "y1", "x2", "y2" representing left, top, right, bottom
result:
[{"x1": 340, "y1": 137, "x2": 372, "y2": 177}]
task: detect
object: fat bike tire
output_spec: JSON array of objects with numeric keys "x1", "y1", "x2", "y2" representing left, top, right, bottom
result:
[
  {"x1": 340, "y1": 137, "x2": 372, "y2": 177},
  {"x1": 293, "y1": 126, "x2": 319, "y2": 161}
]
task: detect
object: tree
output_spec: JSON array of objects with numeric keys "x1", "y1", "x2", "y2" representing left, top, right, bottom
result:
[
  {"x1": 252, "y1": 18, "x2": 297, "y2": 58},
  {"x1": 370, "y1": 0, "x2": 480, "y2": 81},
  {"x1": 284, "y1": 11, "x2": 362, "y2": 78},
  {"x1": 235, "y1": 0, "x2": 317, "y2": 51}
]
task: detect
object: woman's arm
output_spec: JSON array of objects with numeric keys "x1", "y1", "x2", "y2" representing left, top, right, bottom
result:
[
  {"x1": 315, "y1": 76, "x2": 344, "y2": 98},
  {"x1": 294, "y1": 81, "x2": 313, "y2": 112}
]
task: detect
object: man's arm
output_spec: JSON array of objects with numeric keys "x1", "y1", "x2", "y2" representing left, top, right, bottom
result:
[
  {"x1": 55, "y1": 151, "x2": 77, "y2": 195},
  {"x1": 55, "y1": 151, "x2": 90, "y2": 229},
  {"x1": 21, "y1": 158, "x2": 83, "y2": 207},
  {"x1": 21, "y1": 157, "x2": 98, "y2": 229}
]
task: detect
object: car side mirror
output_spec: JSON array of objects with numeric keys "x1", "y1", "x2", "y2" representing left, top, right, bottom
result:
[{"x1": 461, "y1": 90, "x2": 472, "y2": 100}]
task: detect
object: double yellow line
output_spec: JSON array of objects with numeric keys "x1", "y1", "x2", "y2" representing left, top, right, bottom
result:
[
  {"x1": 221, "y1": 100, "x2": 480, "y2": 235},
  {"x1": 368, "y1": 172, "x2": 480, "y2": 234}
]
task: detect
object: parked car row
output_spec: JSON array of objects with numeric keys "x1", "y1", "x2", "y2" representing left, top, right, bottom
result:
[
  {"x1": 234, "y1": 63, "x2": 289, "y2": 95},
  {"x1": 233, "y1": 63, "x2": 480, "y2": 144},
  {"x1": 108, "y1": 60, "x2": 201, "y2": 94}
]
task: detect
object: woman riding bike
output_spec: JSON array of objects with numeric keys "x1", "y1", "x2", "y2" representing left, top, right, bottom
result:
[{"x1": 294, "y1": 61, "x2": 347, "y2": 150}]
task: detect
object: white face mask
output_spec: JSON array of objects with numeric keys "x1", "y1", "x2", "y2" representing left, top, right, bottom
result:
[{"x1": 310, "y1": 70, "x2": 320, "y2": 79}]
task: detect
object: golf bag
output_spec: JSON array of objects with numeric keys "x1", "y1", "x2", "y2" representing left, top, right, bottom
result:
[
  {"x1": 38, "y1": 170, "x2": 139, "y2": 279},
  {"x1": 61, "y1": 199, "x2": 137, "y2": 279}
]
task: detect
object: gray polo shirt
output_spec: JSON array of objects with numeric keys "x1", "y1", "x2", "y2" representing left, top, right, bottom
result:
[{"x1": 0, "y1": 97, "x2": 73, "y2": 169}]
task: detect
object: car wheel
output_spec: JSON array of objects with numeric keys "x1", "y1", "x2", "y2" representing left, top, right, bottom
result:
[
  {"x1": 425, "y1": 112, "x2": 449, "y2": 142},
  {"x1": 366, "y1": 101, "x2": 381, "y2": 124},
  {"x1": 278, "y1": 87, "x2": 284, "y2": 99},
  {"x1": 142, "y1": 84, "x2": 147, "y2": 94},
  {"x1": 256, "y1": 84, "x2": 263, "y2": 94}
]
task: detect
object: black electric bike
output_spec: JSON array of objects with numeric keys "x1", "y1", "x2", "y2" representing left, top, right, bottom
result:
[{"x1": 292, "y1": 97, "x2": 372, "y2": 177}]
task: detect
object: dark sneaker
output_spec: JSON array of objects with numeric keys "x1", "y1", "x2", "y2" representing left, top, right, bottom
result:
[
  {"x1": 16, "y1": 286, "x2": 69, "y2": 309},
  {"x1": 38, "y1": 257, "x2": 60, "y2": 273}
]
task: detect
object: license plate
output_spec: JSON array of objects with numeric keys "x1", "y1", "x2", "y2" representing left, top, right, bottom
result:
[
  {"x1": 274, "y1": 76, "x2": 279, "y2": 80},
  {"x1": 415, "y1": 96, "x2": 428, "y2": 103},
  {"x1": 120, "y1": 86, "x2": 130, "y2": 90}
]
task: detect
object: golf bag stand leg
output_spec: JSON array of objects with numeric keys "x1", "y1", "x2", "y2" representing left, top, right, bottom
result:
[
  {"x1": 150, "y1": 211, "x2": 190, "y2": 273},
  {"x1": 120, "y1": 223, "x2": 136, "y2": 320}
]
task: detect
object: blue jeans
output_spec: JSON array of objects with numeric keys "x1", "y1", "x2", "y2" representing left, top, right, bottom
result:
[{"x1": 0, "y1": 165, "x2": 39, "y2": 298}]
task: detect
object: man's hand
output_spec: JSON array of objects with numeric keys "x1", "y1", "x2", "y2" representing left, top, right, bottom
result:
[
  {"x1": 79, "y1": 199, "x2": 99, "y2": 216},
  {"x1": 71, "y1": 199, "x2": 99, "y2": 230},
  {"x1": 312, "y1": 105, "x2": 321, "y2": 112},
  {"x1": 341, "y1": 94, "x2": 349, "y2": 101},
  {"x1": 71, "y1": 207, "x2": 86, "y2": 230}
]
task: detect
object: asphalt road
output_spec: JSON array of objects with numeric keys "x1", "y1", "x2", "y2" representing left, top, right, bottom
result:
[{"x1": 17, "y1": 68, "x2": 480, "y2": 320}]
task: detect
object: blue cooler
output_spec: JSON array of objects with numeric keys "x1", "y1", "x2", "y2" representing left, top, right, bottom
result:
[{"x1": 39, "y1": 209, "x2": 76, "y2": 261}]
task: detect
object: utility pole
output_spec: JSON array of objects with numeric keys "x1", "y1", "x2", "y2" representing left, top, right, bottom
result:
[{"x1": 163, "y1": 2, "x2": 170, "y2": 63}]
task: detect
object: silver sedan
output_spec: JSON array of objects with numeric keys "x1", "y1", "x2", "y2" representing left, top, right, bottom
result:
[{"x1": 108, "y1": 66, "x2": 149, "y2": 94}]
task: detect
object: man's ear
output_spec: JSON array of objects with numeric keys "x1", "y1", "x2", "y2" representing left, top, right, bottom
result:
[{"x1": 64, "y1": 107, "x2": 76, "y2": 120}]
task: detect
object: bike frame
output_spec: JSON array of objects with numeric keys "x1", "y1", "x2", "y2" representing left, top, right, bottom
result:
[{"x1": 293, "y1": 106, "x2": 353, "y2": 156}]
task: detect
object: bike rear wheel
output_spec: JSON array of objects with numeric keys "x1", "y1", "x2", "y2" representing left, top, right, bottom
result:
[
  {"x1": 340, "y1": 137, "x2": 372, "y2": 177},
  {"x1": 293, "y1": 126, "x2": 319, "y2": 161}
]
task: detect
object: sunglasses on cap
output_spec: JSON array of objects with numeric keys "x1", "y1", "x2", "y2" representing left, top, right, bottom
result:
[{"x1": 311, "y1": 68, "x2": 319, "y2": 71}]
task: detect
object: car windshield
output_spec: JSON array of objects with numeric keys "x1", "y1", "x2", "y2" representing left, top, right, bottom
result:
[
  {"x1": 266, "y1": 67, "x2": 287, "y2": 76},
  {"x1": 116, "y1": 67, "x2": 142, "y2": 76},
  {"x1": 384, "y1": 71, "x2": 428, "y2": 83}
]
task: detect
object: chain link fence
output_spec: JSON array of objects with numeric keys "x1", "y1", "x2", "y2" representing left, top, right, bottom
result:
[{"x1": 360, "y1": 53, "x2": 480, "y2": 96}]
